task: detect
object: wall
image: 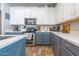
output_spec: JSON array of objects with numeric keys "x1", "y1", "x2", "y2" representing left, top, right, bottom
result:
[
  {"x1": 0, "y1": 4, "x2": 1, "y2": 34},
  {"x1": 0, "y1": 3, "x2": 1, "y2": 10},
  {"x1": 10, "y1": 7, "x2": 56, "y2": 25},
  {"x1": 1, "y1": 3, "x2": 10, "y2": 34}
]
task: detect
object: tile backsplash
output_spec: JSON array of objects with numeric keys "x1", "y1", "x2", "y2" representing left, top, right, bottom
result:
[
  {"x1": 60, "y1": 21, "x2": 79, "y2": 33},
  {"x1": 70, "y1": 22, "x2": 79, "y2": 31},
  {"x1": 37, "y1": 25, "x2": 53, "y2": 31}
]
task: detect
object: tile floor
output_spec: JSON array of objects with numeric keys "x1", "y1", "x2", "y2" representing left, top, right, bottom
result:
[{"x1": 26, "y1": 46, "x2": 55, "y2": 56}]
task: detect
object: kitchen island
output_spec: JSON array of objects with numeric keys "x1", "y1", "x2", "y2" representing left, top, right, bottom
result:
[{"x1": 0, "y1": 35, "x2": 26, "y2": 56}]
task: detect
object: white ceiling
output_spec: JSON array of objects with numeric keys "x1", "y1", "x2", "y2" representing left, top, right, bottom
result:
[{"x1": 8, "y1": 3, "x2": 57, "y2": 7}]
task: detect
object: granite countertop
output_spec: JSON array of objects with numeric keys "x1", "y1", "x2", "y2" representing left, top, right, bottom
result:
[
  {"x1": 52, "y1": 31, "x2": 79, "y2": 47},
  {"x1": 0, "y1": 35, "x2": 26, "y2": 49}
]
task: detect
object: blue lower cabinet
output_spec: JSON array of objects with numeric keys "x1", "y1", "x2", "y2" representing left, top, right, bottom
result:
[
  {"x1": 35, "y1": 32, "x2": 44, "y2": 44},
  {"x1": 60, "y1": 45, "x2": 74, "y2": 56},
  {"x1": 61, "y1": 38, "x2": 79, "y2": 56},
  {"x1": 35, "y1": 32, "x2": 51, "y2": 45},
  {"x1": 5, "y1": 32, "x2": 24, "y2": 35},
  {"x1": 43, "y1": 32, "x2": 51, "y2": 44},
  {"x1": 0, "y1": 37, "x2": 26, "y2": 56},
  {"x1": 51, "y1": 33, "x2": 55, "y2": 48}
]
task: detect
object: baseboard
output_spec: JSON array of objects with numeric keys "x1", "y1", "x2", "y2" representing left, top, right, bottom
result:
[
  {"x1": 26, "y1": 44, "x2": 35, "y2": 47},
  {"x1": 35, "y1": 44, "x2": 52, "y2": 46}
]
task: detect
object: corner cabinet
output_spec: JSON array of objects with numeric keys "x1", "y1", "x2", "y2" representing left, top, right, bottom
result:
[{"x1": 0, "y1": 37, "x2": 26, "y2": 56}]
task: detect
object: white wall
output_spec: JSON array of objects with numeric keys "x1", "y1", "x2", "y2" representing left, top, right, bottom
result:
[
  {"x1": 0, "y1": 3, "x2": 1, "y2": 10},
  {"x1": 0, "y1": 3, "x2": 1, "y2": 34},
  {"x1": 10, "y1": 7, "x2": 56, "y2": 25},
  {"x1": 1, "y1": 3, "x2": 10, "y2": 34}
]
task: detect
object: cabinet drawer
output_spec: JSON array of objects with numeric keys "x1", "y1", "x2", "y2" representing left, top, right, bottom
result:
[{"x1": 61, "y1": 39, "x2": 79, "y2": 56}]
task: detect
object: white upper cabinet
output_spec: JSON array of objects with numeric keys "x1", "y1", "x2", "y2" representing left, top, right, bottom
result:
[
  {"x1": 55, "y1": 3, "x2": 75, "y2": 24},
  {"x1": 10, "y1": 7, "x2": 56, "y2": 25},
  {"x1": 10, "y1": 8, "x2": 24, "y2": 25},
  {"x1": 63, "y1": 3, "x2": 75, "y2": 21},
  {"x1": 37, "y1": 8, "x2": 48, "y2": 24},
  {"x1": 55, "y1": 3, "x2": 64, "y2": 24},
  {"x1": 74, "y1": 3, "x2": 79, "y2": 17},
  {"x1": 46, "y1": 8, "x2": 56, "y2": 24},
  {"x1": 37, "y1": 8, "x2": 56, "y2": 25}
]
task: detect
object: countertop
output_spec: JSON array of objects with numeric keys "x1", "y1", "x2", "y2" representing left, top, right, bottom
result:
[
  {"x1": 5, "y1": 31, "x2": 22, "y2": 32},
  {"x1": 36, "y1": 31, "x2": 52, "y2": 32},
  {"x1": 52, "y1": 31, "x2": 79, "y2": 47},
  {"x1": 0, "y1": 35, "x2": 26, "y2": 49}
]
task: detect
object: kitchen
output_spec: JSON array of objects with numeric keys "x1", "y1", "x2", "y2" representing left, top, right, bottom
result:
[{"x1": 0, "y1": 3, "x2": 79, "y2": 56}]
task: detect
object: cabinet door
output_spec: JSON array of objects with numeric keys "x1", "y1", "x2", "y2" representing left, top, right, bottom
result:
[
  {"x1": 54, "y1": 35, "x2": 61, "y2": 56},
  {"x1": 61, "y1": 38, "x2": 79, "y2": 56},
  {"x1": 51, "y1": 33, "x2": 55, "y2": 47},
  {"x1": 35, "y1": 32, "x2": 43, "y2": 44},
  {"x1": 60, "y1": 45, "x2": 74, "y2": 56},
  {"x1": 58, "y1": 3, "x2": 64, "y2": 23},
  {"x1": 43, "y1": 32, "x2": 51, "y2": 44},
  {"x1": 75, "y1": 3, "x2": 79, "y2": 17},
  {"x1": 35, "y1": 32, "x2": 51, "y2": 45},
  {"x1": 0, "y1": 41, "x2": 18, "y2": 56},
  {"x1": 10, "y1": 9, "x2": 24, "y2": 25},
  {"x1": 54, "y1": 46, "x2": 60, "y2": 56},
  {"x1": 63, "y1": 3, "x2": 75, "y2": 21},
  {"x1": 0, "y1": 38, "x2": 26, "y2": 56},
  {"x1": 55, "y1": 3, "x2": 64, "y2": 23}
]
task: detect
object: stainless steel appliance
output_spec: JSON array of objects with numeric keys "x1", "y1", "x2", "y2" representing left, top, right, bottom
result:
[{"x1": 27, "y1": 27, "x2": 36, "y2": 32}]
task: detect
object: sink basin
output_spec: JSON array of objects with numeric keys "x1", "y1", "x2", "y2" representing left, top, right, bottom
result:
[{"x1": 0, "y1": 36, "x2": 14, "y2": 40}]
